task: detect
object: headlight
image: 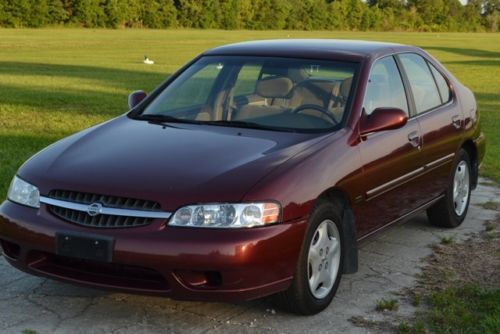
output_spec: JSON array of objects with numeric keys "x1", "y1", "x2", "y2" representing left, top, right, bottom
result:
[
  {"x1": 170, "y1": 202, "x2": 280, "y2": 228},
  {"x1": 7, "y1": 176, "x2": 40, "y2": 208}
]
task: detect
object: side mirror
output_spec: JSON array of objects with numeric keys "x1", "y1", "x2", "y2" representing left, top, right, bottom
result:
[
  {"x1": 359, "y1": 108, "x2": 408, "y2": 136},
  {"x1": 128, "y1": 90, "x2": 147, "y2": 109}
]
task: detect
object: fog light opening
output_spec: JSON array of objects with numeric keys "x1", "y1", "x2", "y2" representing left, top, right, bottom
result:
[
  {"x1": 176, "y1": 270, "x2": 223, "y2": 289},
  {"x1": 0, "y1": 239, "x2": 21, "y2": 260},
  {"x1": 205, "y1": 271, "x2": 222, "y2": 287}
]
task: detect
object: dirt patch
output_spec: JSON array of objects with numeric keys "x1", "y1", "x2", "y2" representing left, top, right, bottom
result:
[
  {"x1": 351, "y1": 216, "x2": 500, "y2": 333},
  {"x1": 479, "y1": 201, "x2": 500, "y2": 211},
  {"x1": 349, "y1": 315, "x2": 394, "y2": 332},
  {"x1": 412, "y1": 218, "x2": 500, "y2": 296}
]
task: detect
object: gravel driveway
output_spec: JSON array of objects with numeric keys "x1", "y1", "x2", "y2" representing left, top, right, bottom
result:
[{"x1": 1, "y1": 179, "x2": 498, "y2": 334}]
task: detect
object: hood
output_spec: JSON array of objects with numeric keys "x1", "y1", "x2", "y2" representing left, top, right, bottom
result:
[{"x1": 19, "y1": 116, "x2": 330, "y2": 211}]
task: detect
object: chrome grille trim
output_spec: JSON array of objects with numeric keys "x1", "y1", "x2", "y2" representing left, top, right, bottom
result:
[{"x1": 40, "y1": 196, "x2": 171, "y2": 219}]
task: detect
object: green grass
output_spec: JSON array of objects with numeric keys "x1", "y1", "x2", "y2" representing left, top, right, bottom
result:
[
  {"x1": 480, "y1": 201, "x2": 500, "y2": 211},
  {"x1": 485, "y1": 222, "x2": 496, "y2": 232},
  {"x1": 376, "y1": 298, "x2": 399, "y2": 311},
  {"x1": 440, "y1": 236, "x2": 454, "y2": 245},
  {"x1": 22, "y1": 330, "x2": 38, "y2": 334},
  {"x1": 400, "y1": 285, "x2": 500, "y2": 333},
  {"x1": 398, "y1": 321, "x2": 426, "y2": 334},
  {"x1": 0, "y1": 29, "x2": 499, "y2": 199},
  {"x1": 425, "y1": 285, "x2": 500, "y2": 334}
]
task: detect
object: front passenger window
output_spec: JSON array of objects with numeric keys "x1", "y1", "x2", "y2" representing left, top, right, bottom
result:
[{"x1": 363, "y1": 56, "x2": 409, "y2": 116}]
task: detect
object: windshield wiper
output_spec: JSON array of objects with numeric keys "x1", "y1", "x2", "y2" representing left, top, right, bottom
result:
[
  {"x1": 133, "y1": 114, "x2": 201, "y2": 125},
  {"x1": 133, "y1": 115, "x2": 296, "y2": 132},
  {"x1": 204, "y1": 120, "x2": 296, "y2": 132}
]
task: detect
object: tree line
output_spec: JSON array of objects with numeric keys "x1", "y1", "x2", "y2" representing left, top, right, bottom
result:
[{"x1": 0, "y1": 0, "x2": 498, "y2": 31}]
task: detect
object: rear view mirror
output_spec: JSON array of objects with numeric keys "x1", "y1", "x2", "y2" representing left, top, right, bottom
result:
[
  {"x1": 128, "y1": 90, "x2": 147, "y2": 109},
  {"x1": 359, "y1": 108, "x2": 407, "y2": 136}
]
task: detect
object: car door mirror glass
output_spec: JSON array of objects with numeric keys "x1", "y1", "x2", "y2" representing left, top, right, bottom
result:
[
  {"x1": 128, "y1": 90, "x2": 147, "y2": 109},
  {"x1": 360, "y1": 107, "x2": 408, "y2": 136}
]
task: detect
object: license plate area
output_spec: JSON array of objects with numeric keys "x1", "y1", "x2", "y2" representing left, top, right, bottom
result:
[{"x1": 56, "y1": 232, "x2": 114, "y2": 263}]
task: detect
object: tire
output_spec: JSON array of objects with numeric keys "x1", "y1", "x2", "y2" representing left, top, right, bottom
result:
[
  {"x1": 427, "y1": 149, "x2": 472, "y2": 228},
  {"x1": 275, "y1": 201, "x2": 344, "y2": 315}
]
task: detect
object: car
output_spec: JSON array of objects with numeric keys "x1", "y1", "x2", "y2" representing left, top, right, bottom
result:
[{"x1": 0, "y1": 39, "x2": 485, "y2": 315}]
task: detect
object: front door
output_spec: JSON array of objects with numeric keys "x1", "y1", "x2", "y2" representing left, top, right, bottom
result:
[{"x1": 356, "y1": 55, "x2": 425, "y2": 236}]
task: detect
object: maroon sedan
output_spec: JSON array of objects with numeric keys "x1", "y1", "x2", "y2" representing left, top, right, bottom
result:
[{"x1": 0, "y1": 40, "x2": 485, "y2": 314}]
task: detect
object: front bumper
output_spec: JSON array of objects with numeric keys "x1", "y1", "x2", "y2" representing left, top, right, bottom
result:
[{"x1": 0, "y1": 200, "x2": 307, "y2": 302}]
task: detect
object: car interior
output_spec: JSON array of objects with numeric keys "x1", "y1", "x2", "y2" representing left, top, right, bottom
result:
[
  {"x1": 226, "y1": 65, "x2": 354, "y2": 129},
  {"x1": 144, "y1": 59, "x2": 356, "y2": 131},
  {"x1": 231, "y1": 75, "x2": 353, "y2": 123}
]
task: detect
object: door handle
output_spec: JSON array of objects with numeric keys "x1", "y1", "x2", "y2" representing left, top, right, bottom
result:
[
  {"x1": 408, "y1": 131, "x2": 421, "y2": 149},
  {"x1": 452, "y1": 115, "x2": 462, "y2": 129}
]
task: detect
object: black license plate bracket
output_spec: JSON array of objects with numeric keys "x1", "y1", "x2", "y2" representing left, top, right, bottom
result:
[{"x1": 56, "y1": 232, "x2": 114, "y2": 263}]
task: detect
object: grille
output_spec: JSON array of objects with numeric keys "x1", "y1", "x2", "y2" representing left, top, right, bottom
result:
[
  {"x1": 28, "y1": 251, "x2": 170, "y2": 292},
  {"x1": 47, "y1": 190, "x2": 162, "y2": 228}
]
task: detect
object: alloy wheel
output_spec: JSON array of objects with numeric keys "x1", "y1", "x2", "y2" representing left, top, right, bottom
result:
[
  {"x1": 307, "y1": 219, "x2": 341, "y2": 299},
  {"x1": 453, "y1": 160, "x2": 470, "y2": 216}
]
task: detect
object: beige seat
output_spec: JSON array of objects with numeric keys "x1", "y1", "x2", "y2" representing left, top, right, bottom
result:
[
  {"x1": 290, "y1": 79, "x2": 338, "y2": 108},
  {"x1": 336, "y1": 76, "x2": 353, "y2": 107},
  {"x1": 234, "y1": 76, "x2": 293, "y2": 120},
  {"x1": 288, "y1": 77, "x2": 352, "y2": 121}
]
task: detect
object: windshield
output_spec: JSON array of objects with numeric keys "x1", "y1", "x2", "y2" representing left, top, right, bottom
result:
[{"x1": 140, "y1": 56, "x2": 358, "y2": 132}]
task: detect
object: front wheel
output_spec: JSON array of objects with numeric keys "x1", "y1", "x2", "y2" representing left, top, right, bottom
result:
[
  {"x1": 275, "y1": 201, "x2": 344, "y2": 315},
  {"x1": 427, "y1": 149, "x2": 471, "y2": 228}
]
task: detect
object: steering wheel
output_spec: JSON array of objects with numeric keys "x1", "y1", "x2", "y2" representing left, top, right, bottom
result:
[{"x1": 291, "y1": 104, "x2": 339, "y2": 125}]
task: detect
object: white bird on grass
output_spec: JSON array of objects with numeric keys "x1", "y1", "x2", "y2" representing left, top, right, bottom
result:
[{"x1": 143, "y1": 55, "x2": 154, "y2": 65}]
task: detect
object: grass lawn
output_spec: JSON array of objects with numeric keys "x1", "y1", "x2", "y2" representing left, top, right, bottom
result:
[{"x1": 0, "y1": 29, "x2": 499, "y2": 198}]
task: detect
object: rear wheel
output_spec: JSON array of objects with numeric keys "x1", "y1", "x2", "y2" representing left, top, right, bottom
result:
[
  {"x1": 427, "y1": 149, "x2": 471, "y2": 228},
  {"x1": 275, "y1": 201, "x2": 344, "y2": 315}
]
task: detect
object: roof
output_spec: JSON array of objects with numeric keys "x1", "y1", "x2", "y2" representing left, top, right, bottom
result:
[{"x1": 204, "y1": 39, "x2": 414, "y2": 62}]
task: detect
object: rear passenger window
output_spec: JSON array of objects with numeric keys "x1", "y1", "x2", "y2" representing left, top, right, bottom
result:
[
  {"x1": 429, "y1": 64, "x2": 451, "y2": 104},
  {"x1": 233, "y1": 64, "x2": 261, "y2": 96},
  {"x1": 399, "y1": 53, "x2": 442, "y2": 114},
  {"x1": 363, "y1": 56, "x2": 409, "y2": 116}
]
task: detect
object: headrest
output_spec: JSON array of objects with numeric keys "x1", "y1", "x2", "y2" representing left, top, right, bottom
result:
[
  {"x1": 256, "y1": 76, "x2": 293, "y2": 98},
  {"x1": 340, "y1": 76, "x2": 353, "y2": 97}
]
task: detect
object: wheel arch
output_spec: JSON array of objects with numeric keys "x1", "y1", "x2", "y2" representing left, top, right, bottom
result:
[
  {"x1": 316, "y1": 188, "x2": 358, "y2": 274},
  {"x1": 461, "y1": 140, "x2": 478, "y2": 189}
]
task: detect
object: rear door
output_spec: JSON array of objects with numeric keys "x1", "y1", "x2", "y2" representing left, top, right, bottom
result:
[{"x1": 397, "y1": 53, "x2": 464, "y2": 200}]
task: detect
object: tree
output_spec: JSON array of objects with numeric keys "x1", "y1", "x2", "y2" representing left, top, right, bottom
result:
[
  {"x1": 238, "y1": 0, "x2": 256, "y2": 29},
  {"x1": 483, "y1": 0, "x2": 499, "y2": 31},
  {"x1": 462, "y1": 0, "x2": 483, "y2": 31},
  {"x1": 142, "y1": 1, "x2": 162, "y2": 28},
  {"x1": 327, "y1": 0, "x2": 349, "y2": 30},
  {"x1": 346, "y1": 0, "x2": 364, "y2": 30},
  {"x1": 408, "y1": 0, "x2": 446, "y2": 29},
  {"x1": 72, "y1": 0, "x2": 106, "y2": 27},
  {"x1": 0, "y1": 0, "x2": 494, "y2": 31},
  {"x1": 219, "y1": 0, "x2": 240, "y2": 29},
  {"x1": 157, "y1": 0, "x2": 177, "y2": 28},
  {"x1": 177, "y1": 0, "x2": 201, "y2": 28},
  {"x1": 440, "y1": 0, "x2": 463, "y2": 30},
  {"x1": 104, "y1": 0, "x2": 127, "y2": 28},
  {"x1": 286, "y1": 0, "x2": 328, "y2": 30},
  {"x1": 3, "y1": 0, "x2": 31, "y2": 27},
  {"x1": 27, "y1": 0, "x2": 50, "y2": 27},
  {"x1": 122, "y1": 0, "x2": 143, "y2": 27},
  {"x1": 0, "y1": 0, "x2": 6, "y2": 26},
  {"x1": 253, "y1": 0, "x2": 290, "y2": 29},
  {"x1": 47, "y1": 0, "x2": 68, "y2": 25}
]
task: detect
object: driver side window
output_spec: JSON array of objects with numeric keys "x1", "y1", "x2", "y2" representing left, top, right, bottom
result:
[{"x1": 363, "y1": 56, "x2": 409, "y2": 116}]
